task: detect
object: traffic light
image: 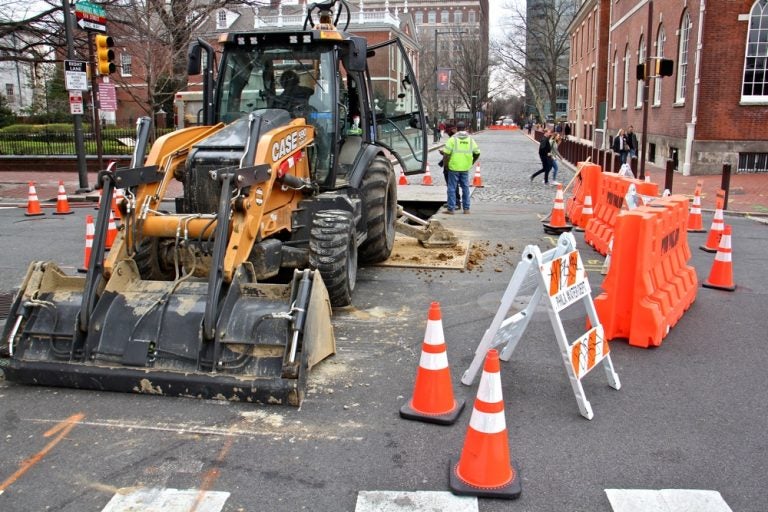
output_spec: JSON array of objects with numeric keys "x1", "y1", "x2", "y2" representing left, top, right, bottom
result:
[
  {"x1": 656, "y1": 58, "x2": 674, "y2": 77},
  {"x1": 636, "y1": 62, "x2": 648, "y2": 81},
  {"x1": 95, "y1": 34, "x2": 116, "y2": 75}
]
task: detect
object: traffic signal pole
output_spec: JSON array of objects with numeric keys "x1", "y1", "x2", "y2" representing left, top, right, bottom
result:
[
  {"x1": 62, "y1": 0, "x2": 90, "y2": 192},
  {"x1": 639, "y1": 0, "x2": 653, "y2": 181},
  {"x1": 87, "y1": 33, "x2": 104, "y2": 172}
]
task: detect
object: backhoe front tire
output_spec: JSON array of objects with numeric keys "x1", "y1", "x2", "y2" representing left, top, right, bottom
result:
[
  {"x1": 309, "y1": 210, "x2": 357, "y2": 308},
  {"x1": 133, "y1": 238, "x2": 176, "y2": 281},
  {"x1": 358, "y1": 155, "x2": 397, "y2": 263}
]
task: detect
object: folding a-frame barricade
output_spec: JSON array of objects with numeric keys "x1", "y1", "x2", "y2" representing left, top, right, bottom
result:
[{"x1": 461, "y1": 233, "x2": 621, "y2": 420}]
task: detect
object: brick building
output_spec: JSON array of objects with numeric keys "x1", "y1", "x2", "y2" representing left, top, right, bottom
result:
[{"x1": 568, "y1": 0, "x2": 768, "y2": 175}]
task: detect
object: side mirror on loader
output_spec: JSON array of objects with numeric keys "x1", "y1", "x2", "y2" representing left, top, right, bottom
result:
[{"x1": 188, "y1": 42, "x2": 203, "y2": 75}]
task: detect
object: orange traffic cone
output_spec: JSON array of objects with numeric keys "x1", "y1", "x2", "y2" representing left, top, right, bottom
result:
[
  {"x1": 400, "y1": 302, "x2": 465, "y2": 425},
  {"x1": 24, "y1": 182, "x2": 45, "y2": 217},
  {"x1": 112, "y1": 188, "x2": 125, "y2": 221},
  {"x1": 644, "y1": 170, "x2": 651, "y2": 183},
  {"x1": 472, "y1": 163, "x2": 484, "y2": 187},
  {"x1": 703, "y1": 224, "x2": 736, "y2": 291},
  {"x1": 700, "y1": 197, "x2": 724, "y2": 253},
  {"x1": 79, "y1": 215, "x2": 95, "y2": 273},
  {"x1": 449, "y1": 349, "x2": 521, "y2": 499},
  {"x1": 398, "y1": 167, "x2": 409, "y2": 186},
  {"x1": 687, "y1": 181, "x2": 705, "y2": 233},
  {"x1": 106, "y1": 209, "x2": 117, "y2": 249},
  {"x1": 53, "y1": 181, "x2": 74, "y2": 215},
  {"x1": 575, "y1": 194, "x2": 593, "y2": 232},
  {"x1": 422, "y1": 162, "x2": 434, "y2": 186},
  {"x1": 543, "y1": 183, "x2": 573, "y2": 234}
]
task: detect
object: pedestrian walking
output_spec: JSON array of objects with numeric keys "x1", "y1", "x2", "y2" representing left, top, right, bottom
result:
[
  {"x1": 551, "y1": 132, "x2": 563, "y2": 184},
  {"x1": 530, "y1": 129, "x2": 554, "y2": 185},
  {"x1": 626, "y1": 125, "x2": 638, "y2": 159},
  {"x1": 441, "y1": 121, "x2": 480, "y2": 214},
  {"x1": 564, "y1": 123, "x2": 571, "y2": 140},
  {"x1": 612, "y1": 128, "x2": 629, "y2": 165}
]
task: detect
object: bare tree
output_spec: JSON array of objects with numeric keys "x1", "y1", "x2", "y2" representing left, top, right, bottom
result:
[{"x1": 494, "y1": 0, "x2": 577, "y2": 122}]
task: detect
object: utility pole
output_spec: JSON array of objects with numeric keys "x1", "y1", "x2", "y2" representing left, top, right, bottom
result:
[
  {"x1": 639, "y1": 0, "x2": 653, "y2": 181},
  {"x1": 62, "y1": 0, "x2": 90, "y2": 192}
]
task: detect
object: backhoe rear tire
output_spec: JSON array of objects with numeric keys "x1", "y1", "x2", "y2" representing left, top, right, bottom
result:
[
  {"x1": 358, "y1": 155, "x2": 397, "y2": 263},
  {"x1": 309, "y1": 210, "x2": 357, "y2": 308}
]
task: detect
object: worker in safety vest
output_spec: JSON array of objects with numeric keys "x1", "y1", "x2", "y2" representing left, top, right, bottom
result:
[{"x1": 441, "y1": 121, "x2": 480, "y2": 214}]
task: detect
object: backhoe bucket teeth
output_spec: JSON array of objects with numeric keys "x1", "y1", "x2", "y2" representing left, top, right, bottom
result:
[{"x1": 1, "y1": 262, "x2": 335, "y2": 406}]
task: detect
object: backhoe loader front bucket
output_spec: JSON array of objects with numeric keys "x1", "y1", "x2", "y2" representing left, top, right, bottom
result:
[{"x1": 1, "y1": 262, "x2": 335, "y2": 406}]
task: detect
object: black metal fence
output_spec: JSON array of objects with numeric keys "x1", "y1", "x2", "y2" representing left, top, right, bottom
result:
[{"x1": 0, "y1": 127, "x2": 174, "y2": 156}]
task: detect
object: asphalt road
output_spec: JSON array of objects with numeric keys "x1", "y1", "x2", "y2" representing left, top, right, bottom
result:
[{"x1": 1, "y1": 130, "x2": 766, "y2": 512}]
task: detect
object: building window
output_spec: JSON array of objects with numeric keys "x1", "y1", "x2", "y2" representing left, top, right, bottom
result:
[
  {"x1": 5, "y1": 83, "x2": 13, "y2": 101},
  {"x1": 676, "y1": 11, "x2": 692, "y2": 102},
  {"x1": 454, "y1": 11, "x2": 462, "y2": 24},
  {"x1": 742, "y1": 0, "x2": 768, "y2": 101},
  {"x1": 415, "y1": 11, "x2": 423, "y2": 24},
  {"x1": 612, "y1": 51, "x2": 618, "y2": 109},
  {"x1": 738, "y1": 152, "x2": 768, "y2": 172},
  {"x1": 653, "y1": 26, "x2": 666, "y2": 105},
  {"x1": 441, "y1": 10, "x2": 449, "y2": 24},
  {"x1": 637, "y1": 36, "x2": 646, "y2": 107},
  {"x1": 217, "y1": 9, "x2": 227, "y2": 29},
  {"x1": 623, "y1": 45, "x2": 630, "y2": 109},
  {"x1": 468, "y1": 10, "x2": 475, "y2": 24},
  {"x1": 120, "y1": 53, "x2": 132, "y2": 77},
  {"x1": 428, "y1": 11, "x2": 436, "y2": 24}
]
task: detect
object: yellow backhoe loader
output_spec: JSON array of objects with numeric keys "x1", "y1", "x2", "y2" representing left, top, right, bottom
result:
[{"x1": 0, "y1": 0, "x2": 428, "y2": 405}]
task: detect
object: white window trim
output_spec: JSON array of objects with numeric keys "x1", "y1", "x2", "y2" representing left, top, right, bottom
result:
[
  {"x1": 676, "y1": 12, "x2": 691, "y2": 103},
  {"x1": 740, "y1": 0, "x2": 768, "y2": 102},
  {"x1": 623, "y1": 46, "x2": 630, "y2": 109},
  {"x1": 120, "y1": 53, "x2": 132, "y2": 77}
]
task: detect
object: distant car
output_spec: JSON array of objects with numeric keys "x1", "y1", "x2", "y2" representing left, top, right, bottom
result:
[{"x1": 502, "y1": 119, "x2": 514, "y2": 126}]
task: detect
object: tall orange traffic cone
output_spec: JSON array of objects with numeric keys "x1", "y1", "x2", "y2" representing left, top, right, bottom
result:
[
  {"x1": 543, "y1": 183, "x2": 573, "y2": 234},
  {"x1": 398, "y1": 167, "x2": 409, "y2": 186},
  {"x1": 472, "y1": 162, "x2": 484, "y2": 187},
  {"x1": 79, "y1": 215, "x2": 95, "y2": 273},
  {"x1": 53, "y1": 181, "x2": 74, "y2": 215},
  {"x1": 24, "y1": 182, "x2": 45, "y2": 216},
  {"x1": 703, "y1": 224, "x2": 736, "y2": 291},
  {"x1": 106, "y1": 209, "x2": 118, "y2": 249},
  {"x1": 422, "y1": 162, "x2": 434, "y2": 186},
  {"x1": 575, "y1": 194, "x2": 593, "y2": 232},
  {"x1": 687, "y1": 181, "x2": 705, "y2": 233},
  {"x1": 112, "y1": 188, "x2": 125, "y2": 221},
  {"x1": 644, "y1": 169, "x2": 651, "y2": 183},
  {"x1": 449, "y1": 349, "x2": 521, "y2": 499},
  {"x1": 700, "y1": 197, "x2": 724, "y2": 253},
  {"x1": 400, "y1": 302, "x2": 465, "y2": 425}
]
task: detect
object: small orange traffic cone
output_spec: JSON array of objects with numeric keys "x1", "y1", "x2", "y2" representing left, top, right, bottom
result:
[
  {"x1": 106, "y1": 209, "x2": 118, "y2": 249},
  {"x1": 398, "y1": 167, "x2": 409, "y2": 186},
  {"x1": 24, "y1": 182, "x2": 45, "y2": 217},
  {"x1": 703, "y1": 224, "x2": 736, "y2": 291},
  {"x1": 422, "y1": 162, "x2": 434, "y2": 186},
  {"x1": 400, "y1": 302, "x2": 465, "y2": 425},
  {"x1": 79, "y1": 215, "x2": 95, "y2": 273},
  {"x1": 700, "y1": 197, "x2": 724, "y2": 253},
  {"x1": 687, "y1": 181, "x2": 705, "y2": 233},
  {"x1": 112, "y1": 188, "x2": 125, "y2": 221},
  {"x1": 575, "y1": 194, "x2": 593, "y2": 232},
  {"x1": 53, "y1": 181, "x2": 74, "y2": 215},
  {"x1": 543, "y1": 183, "x2": 573, "y2": 234},
  {"x1": 644, "y1": 169, "x2": 651, "y2": 183},
  {"x1": 472, "y1": 163, "x2": 484, "y2": 187},
  {"x1": 449, "y1": 349, "x2": 521, "y2": 499}
]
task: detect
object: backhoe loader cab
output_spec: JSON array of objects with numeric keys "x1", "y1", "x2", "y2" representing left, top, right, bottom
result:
[{"x1": 1, "y1": 1, "x2": 427, "y2": 405}]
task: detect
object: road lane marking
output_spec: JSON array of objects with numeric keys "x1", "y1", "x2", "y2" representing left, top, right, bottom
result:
[
  {"x1": 101, "y1": 488, "x2": 229, "y2": 512},
  {"x1": 605, "y1": 489, "x2": 733, "y2": 512},
  {"x1": 0, "y1": 413, "x2": 85, "y2": 495},
  {"x1": 356, "y1": 491, "x2": 477, "y2": 511}
]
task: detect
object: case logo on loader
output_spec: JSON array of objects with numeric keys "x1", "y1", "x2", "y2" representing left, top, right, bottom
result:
[{"x1": 272, "y1": 128, "x2": 308, "y2": 162}]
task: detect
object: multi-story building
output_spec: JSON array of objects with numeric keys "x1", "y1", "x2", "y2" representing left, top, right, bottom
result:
[
  {"x1": 0, "y1": 35, "x2": 38, "y2": 116},
  {"x1": 569, "y1": 0, "x2": 768, "y2": 175}
]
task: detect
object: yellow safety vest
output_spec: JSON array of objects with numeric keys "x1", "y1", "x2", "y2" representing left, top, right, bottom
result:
[{"x1": 444, "y1": 133, "x2": 479, "y2": 172}]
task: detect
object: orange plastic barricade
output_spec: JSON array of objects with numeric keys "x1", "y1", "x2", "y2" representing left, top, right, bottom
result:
[
  {"x1": 566, "y1": 162, "x2": 602, "y2": 228},
  {"x1": 585, "y1": 174, "x2": 659, "y2": 255},
  {"x1": 594, "y1": 195, "x2": 697, "y2": 348}
]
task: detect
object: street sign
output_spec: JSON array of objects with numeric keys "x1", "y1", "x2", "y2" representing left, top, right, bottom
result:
[
  {"x1": 98, "y1": 81, "x2": 117, "y2": 112},
  {"x1": 69, "y1": 90, "x2": 84, "y2": 115},
  {"x1": 75, "y1": 1, "x2": 107, "y2": 32},
  {"x1": 64, "y1": 60, "x2": 88, "y2": 91}
]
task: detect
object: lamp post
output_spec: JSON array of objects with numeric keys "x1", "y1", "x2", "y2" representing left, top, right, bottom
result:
[{"x1": 433, "y1": 29, "x2": 467, "y2": 120}]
